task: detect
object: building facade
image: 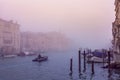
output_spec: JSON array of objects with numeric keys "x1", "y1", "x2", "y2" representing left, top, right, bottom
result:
[
  {"x1": 0, "y1": 19, "x2": 20, "y2": 55},
  {"x1": 21, "y1": 32, "x2": 71, "y2": 52},
  {"x1": 112, "y1": 0, "x2": 120, "y2": 63},
  {"x1": 21, "y1": 32, "x2": 47, "y2": 52}
]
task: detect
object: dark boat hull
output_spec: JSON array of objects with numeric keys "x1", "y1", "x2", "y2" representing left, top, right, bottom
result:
[{"x1": 32, "y1": 56, "x2": 48, "y2": 62}]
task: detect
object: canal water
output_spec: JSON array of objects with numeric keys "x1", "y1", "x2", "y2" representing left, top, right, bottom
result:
[{"x1": 0, "y1": 51, "x2": 120, "y2": 80}]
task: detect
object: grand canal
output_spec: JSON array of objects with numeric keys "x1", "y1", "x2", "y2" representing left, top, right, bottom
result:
[{"x1": 0, "y1": 51, "x2": 119, "y2": 80}]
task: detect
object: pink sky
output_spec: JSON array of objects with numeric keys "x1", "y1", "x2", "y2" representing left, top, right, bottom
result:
[{"x1": 0, "y1": 0, "x2": 115, "y2": 49}]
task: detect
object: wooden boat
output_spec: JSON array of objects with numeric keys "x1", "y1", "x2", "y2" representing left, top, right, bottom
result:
[{"x1": 32, "y1": 56, "x2": 48, "y2": 62}]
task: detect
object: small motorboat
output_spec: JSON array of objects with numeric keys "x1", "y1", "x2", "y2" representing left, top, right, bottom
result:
[{"x1": 32, "y1": 54, "x2": 48, "y2": 62}]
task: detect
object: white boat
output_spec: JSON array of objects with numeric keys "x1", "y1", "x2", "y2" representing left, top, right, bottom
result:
[
  {"x1": 3, "y1": 55, "x2": 17, "y2": 58},
  {"x1": 18, "y1": 51, "x2": 36, "y2": 56},
  {"x1": 87, "y1": 56, "x2": 107, "y2": 63}
]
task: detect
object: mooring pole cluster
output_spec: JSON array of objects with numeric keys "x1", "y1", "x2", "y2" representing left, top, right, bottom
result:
[{"x1": 69, "y1": 48, "x2": 96, "y2": 76}]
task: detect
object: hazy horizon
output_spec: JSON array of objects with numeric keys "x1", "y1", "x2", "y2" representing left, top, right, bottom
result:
[{"x1": 0, "y1": 0, "x2": 115, "y2": 49}]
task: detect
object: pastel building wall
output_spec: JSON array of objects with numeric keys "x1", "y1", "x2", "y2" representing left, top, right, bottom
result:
[
  {"x1": 0, "y1": 19, "x2": 20, "y2": 55},
  {"x1": 112, "y1": 0, "x2": 120, "y2": 63}
]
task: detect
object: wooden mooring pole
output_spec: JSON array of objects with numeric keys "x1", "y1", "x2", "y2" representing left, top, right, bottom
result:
[
  {"x1": 102, "y1": 52, "x2": 105, "y2": 66},
  {"x1": 78, "y1": 50, "x2": 81, "y2": 74},
  {"x1": 83, "y1": 50, "x2": 86, "y2": 72},
  {"x1": 70, "y1": 58, "x2": 73, "y2": 75},
  {"x1": 108, "y1": 51, "x2": 111, "y2": 73},
  {"x1": 91, "y1": 61, "x2": 94, "y2": 74}
]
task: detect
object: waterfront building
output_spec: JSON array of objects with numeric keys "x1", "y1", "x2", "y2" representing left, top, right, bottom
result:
[
  {"x1": 112, "y1": 0, "x2": 120, "y2": 63},
  {"x1": 0, "y1": 19, "x2": 20, "y2": 55},
  {"x1": 21, "y1": 32, "x2": 47, "y2": 52},
  {"x1": 21, "y1": 32, "x2": 71, "y2": 52}
]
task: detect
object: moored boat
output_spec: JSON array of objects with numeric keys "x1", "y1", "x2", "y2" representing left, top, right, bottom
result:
[
  {"x1": 3, "y1": 55, "x2": 17, "y2": 58},
  {"x1": 87, "y1": 56, "x2": 108, "y2": 63}
]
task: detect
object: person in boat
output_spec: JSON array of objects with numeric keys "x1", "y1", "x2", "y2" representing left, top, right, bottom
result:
[{"x1": 38, "y1": 54, "x2": 42, "y2": 59}]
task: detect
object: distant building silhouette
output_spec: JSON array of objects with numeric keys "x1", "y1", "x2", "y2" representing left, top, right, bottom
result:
[{"x1": 20, "y1": 32, "x2": 71, "y2": 52}]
